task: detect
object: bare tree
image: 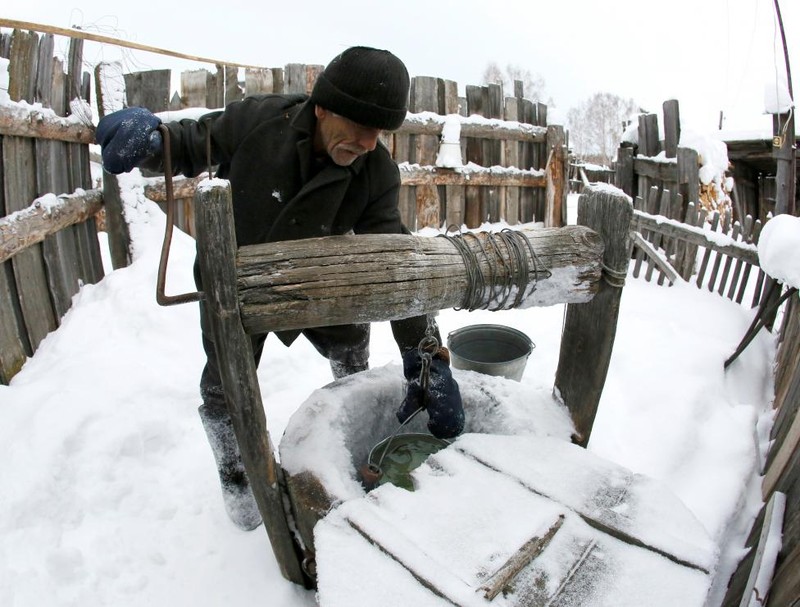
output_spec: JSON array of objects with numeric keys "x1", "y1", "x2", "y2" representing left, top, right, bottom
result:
[
  {"x1": 482, "y1": 62, "x2": 549, "y2": 103},
  {"x1": 567, "y1": 92, "x2": 639, "y2": 166}
]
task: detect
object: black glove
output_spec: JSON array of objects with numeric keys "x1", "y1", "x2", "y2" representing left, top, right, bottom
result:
[
  {"x1": 397, "y1": 347, "x2": 465, "y2": 439},
  {"x1": 96, "y1": 107, "x2": 162, "y2": 174}
]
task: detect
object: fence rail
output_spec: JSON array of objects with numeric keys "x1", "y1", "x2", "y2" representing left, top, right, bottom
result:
[{"x1": 628, "y1": 185, "x2": 769, "y2": 306}]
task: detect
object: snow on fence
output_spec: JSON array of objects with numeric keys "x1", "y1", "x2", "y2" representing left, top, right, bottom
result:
[{"x1": 0, "y1": 27, "x2": 105, "y2": 384}]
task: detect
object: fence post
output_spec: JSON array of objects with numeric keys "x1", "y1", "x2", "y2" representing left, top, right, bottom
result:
[
  {"x1": 554, "y1": 184, "x2": 633, "y2": 446},
  {"x1": 545, "y1": 124, "x2": 566, "y2": 227},
  {"x1": 94, "y1": 62, "x2": 132, "y2": 269},
  {"x1": 194, "y1": 180, "x2": 307, "y2": 585}
]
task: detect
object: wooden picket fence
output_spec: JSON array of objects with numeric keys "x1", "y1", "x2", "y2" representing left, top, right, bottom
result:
[
  {"x1": 118, "y1": 64, "x2": 566, "y2": 233},
  {"x1": 0, "y1": 28, "x2": 104, "y2": 385},
  {"x1": 629, "y1": 186, "x2": 768, "y2": 307}
]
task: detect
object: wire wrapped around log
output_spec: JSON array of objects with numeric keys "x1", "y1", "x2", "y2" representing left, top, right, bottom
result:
[{"x1": 236, "y1": 227, "x2": 604, "y2": 335}]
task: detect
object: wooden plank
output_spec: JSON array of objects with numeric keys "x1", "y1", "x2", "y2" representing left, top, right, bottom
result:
[
  {"x1": 398, "y1": 116, "x2": 547, "y2": 142},
  {"x1": 696, "y1": 211, "x2": 720, "y2": 288},
  {"x1": 503, "y1": 96, "x2": 521, "y2": 224},
  {"x1": 638, "y1": 113, "x2": 660, "y2": 157},
  {"x1": 678, "y1": 147, "x2": 700, "y2": 206},
  {"x1": 284, "y1": 63, "x2": 306, "y2": 94},
  {"x1": 0, "y1": 189, "x2": 103, "y2": 264},
  {"x1": 718, "y1": 222, "x2": 742, "y2": 298},
  {"x1": 632, "y1": 210, "x2": 759, "y2": 268},
  {"x1": 180, "y1": 69, "x2": 213, "y2": 108},
  {"x1": 644, "y1": 189, "x2": 671, "y2": 283},
  {"x1": 411, "y1": 76, "x2": 441, "y2": 229},
  {"x1": 67, "y1": 41, "x2": 104, "y2": 287},
  {"x1": 736, "y1": 491, "x2": 786, "y2": 607},
  {"x1": 634, "y1": 156, "x2": 679, "y2": 182},
  {"x1": 5, "y1": 29, "x2": 58, "y2": 351},
  {"x1": 616, "y1": 145, "x2": 635, "y2": 197},
  {"x1": 663, "y1": 100, "x2": 681, "y2": 158},
  {"x1": 631, "y1": 195, "x2": 647, "y2": 278},
  {"x1": 244, "y1": 67, "x2": 274, "y2": 96},
  {"x1": 484, "y1": 83, "x2": 503, "y2": 222},
  {"x1": 146, "y1": 167, "x2": 546, "y2": 201},
  {"x1": 194, "y1": 181, "x2": 306, "y2": 585},
  {"x1": 479, "y1": 514, "x2": 564, "y2": 600},
  {"x1": 545, "y1": 125, "x2": 566, "y2": 227},
  {"x1": 632, "y1": 232, "x2": 678, "y2": 285},
  {"x1": 123, "y1": 69, "x2": 171, "y2": 112},
  {"x1": 555, "y1": 186, "x2": 633, "y2": 445},
  {"x1": 763, "y1": 379, "x2": 800, "y2": 498},
  {"x1": 0, "y1": 134, "x2": 30, "y2": 382},
  {"x1": 94, "y1": 61, "x2": 131, "y2": 269},
  {"x1": 34, "y1": 35, "x2": 82, "y2": 319},
  {"x1": 464, "y1": 85, "x2": 484, "y2": 228},
  {"x1": 223, "y1": 65, "x2": 241, "y2": 106},
  {"x1": 237, "y1": 225, "x2": 603, "y2": 335}
]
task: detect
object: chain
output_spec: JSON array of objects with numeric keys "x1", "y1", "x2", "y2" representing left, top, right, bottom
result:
[{"x1": 416, "y1": 315, "x2": 440, "y2": 400}]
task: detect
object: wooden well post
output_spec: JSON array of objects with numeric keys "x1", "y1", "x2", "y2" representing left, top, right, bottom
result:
[
  {"x1": 555, "y1": 185, "x2": 634, "y2": 446},
  {"x1": 194, "y1": 181, "x2": 308, "y2": 586}
]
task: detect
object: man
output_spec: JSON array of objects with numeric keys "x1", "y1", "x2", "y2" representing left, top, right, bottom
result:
[{"x1": 96, "y1": 47, "x2": 464, "y2": 530}]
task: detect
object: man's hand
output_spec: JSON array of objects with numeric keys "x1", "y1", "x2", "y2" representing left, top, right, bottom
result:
[
  {"x1": 397, "y1": 347, "x2": 465, "y2": 439},
  {"x1": 96, "y1": 107, "x2": 162, "y2": 174}
]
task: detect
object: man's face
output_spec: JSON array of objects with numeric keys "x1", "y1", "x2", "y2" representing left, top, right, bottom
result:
[{"x1": 314, "y1": 106, "x2": 382, "y2": 167}]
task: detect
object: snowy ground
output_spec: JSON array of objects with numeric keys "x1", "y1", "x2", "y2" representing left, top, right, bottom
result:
[{"x1": 0, "y1": 186, "x2": 777, "y2": 606}]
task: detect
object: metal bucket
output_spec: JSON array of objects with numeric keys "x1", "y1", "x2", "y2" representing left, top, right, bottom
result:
[
  {"x1": 364, "y1": 433, "x2": 450, "y2": 491},
  {"x1": 447, "y1": 324, "x2": 534, "y2": 382}
]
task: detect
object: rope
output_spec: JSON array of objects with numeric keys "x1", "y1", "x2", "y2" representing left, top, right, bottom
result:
[
  {"x1": 601, "y1": 262, "x2": 628, "y2": 288},
  {"x1": 439, "y1": 226, "x2": 551, "y2": 312}
]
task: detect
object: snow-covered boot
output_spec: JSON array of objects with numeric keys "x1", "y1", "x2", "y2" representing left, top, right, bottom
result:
[{"x1": 198, "y1": 404, "x2": 262, "y2": 531}]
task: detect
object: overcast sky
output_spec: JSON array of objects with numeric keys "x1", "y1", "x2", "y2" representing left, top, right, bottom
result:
[{"x1": 5, "y1": 0, "x2": 798, "y2": 132}]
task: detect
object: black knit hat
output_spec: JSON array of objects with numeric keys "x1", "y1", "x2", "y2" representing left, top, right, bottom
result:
[{"x1": 310, "y1": 46, "x2": 410, "y2": 131}]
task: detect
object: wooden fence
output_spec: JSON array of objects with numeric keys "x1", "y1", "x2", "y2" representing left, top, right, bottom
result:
[
  {"x1": 117, "y1": 64, "x2": 565, "y2": 233},
  {"x1": 722, "y1": 290, "x2": 800, "y2": 606},
  {"x1": 0, "y1": 28, "x2": 104, "y2": 385},
  {"x1": 4, "y1": 23, "x2": 800, "y2": 606}
]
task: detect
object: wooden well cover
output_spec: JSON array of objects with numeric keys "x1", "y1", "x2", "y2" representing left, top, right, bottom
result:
[{"x1": 314, "y1": 434, "x2": 715, "y2": 607}]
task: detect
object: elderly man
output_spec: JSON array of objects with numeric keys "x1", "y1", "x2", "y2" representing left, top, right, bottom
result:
[{"x1": 96, "y1": 46, "x2": 464, "y2": 530}]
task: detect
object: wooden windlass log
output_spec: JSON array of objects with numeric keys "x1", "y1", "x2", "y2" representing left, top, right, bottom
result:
[{"x1": 236, "y1": 227, "x2": 605, "y2": 335}]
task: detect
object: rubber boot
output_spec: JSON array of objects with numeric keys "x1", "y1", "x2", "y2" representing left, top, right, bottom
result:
[{"x1": 198, "y1": 404, "x2": 262, "y2": 531}]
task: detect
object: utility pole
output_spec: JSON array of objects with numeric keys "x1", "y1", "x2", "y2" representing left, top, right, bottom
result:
[{"x1": 771, "y1": 0, "x2": 795, "y2": 216}]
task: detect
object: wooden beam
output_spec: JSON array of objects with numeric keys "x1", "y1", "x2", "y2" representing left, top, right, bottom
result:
[
  {"x1": 236, "y1": 226, "x2": 604, "y2": 335},
  {"x1": 0, "y1": 189, "x2": 103, "y2": 264},
  {"x1": 631, "y1": 210, "x2": 759, "y2": 266},
  {"x1": 398, "y1": 114, "x2": 548, "y2": 142},
  {"x1": 631, "y1": 232, "x2": 679, "y2": 285},
  {"x1": 0, "y1": 18, "x2": 269, "y2": 70},
  {"x1": 143, "y1": 166, "x2": 547, "y2": 202},
  {"x1": 0, "y1": 103, "x2": 94, "y2": 144}
]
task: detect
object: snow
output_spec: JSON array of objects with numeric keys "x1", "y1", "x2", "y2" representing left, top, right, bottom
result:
[
  {"x1": 763, "y1": 78, "x2": 794, "y2": 115},
  {"x1": 758, "y1": 214, "x2": 800, "y2": 290},
  {"x1": 0, "y1": 181, "x2": 779, "y2": 606}
]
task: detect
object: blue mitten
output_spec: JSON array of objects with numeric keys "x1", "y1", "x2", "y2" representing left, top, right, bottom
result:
[
  {"x1": 398, "y1": 347, "x2": 465, "y2": 439},
  {"x1": 96, "y1": 107, "x2": 162, "y2": 174}
]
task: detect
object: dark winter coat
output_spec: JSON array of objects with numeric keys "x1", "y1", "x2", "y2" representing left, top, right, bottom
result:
[
  {"x1": 154, "y1": 94, "x2": 406, "y2": 246},
  {"x1": 152, "y1": 94, "x2": 431, "y2": 352}
]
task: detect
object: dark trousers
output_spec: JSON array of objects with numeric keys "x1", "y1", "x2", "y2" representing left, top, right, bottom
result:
[{"x1": 198, "y1": 303, "x2": 370, "y2": 416}]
